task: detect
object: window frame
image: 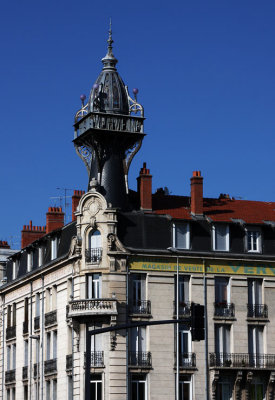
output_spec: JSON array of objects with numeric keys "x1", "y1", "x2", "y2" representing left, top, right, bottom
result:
[
  {"x1": 212, "y1": 224, "x2": 229, "y2": 252},
  {"x1": 246, "y1": 227, "x2": 262, "y2": 253},
  {"x1": 173, "y1": 222, "x2": 190, "y2": 250}
]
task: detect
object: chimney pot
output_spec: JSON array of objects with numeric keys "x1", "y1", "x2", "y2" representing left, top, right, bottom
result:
[
  {"x1": 137, "y1": 162, "x2": 152, "y2": 211},
  {"x1": 190, "y1": 170, "x2": 203, "y2": 215}
]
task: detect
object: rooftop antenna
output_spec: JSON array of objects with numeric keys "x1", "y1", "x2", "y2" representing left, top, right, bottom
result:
[{"x1": 56, "y1": 188, "x2": 74, "y2": 223}]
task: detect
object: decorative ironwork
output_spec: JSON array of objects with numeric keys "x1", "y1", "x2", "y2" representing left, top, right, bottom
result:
[
  {"x1": 44, "y1": 359, "x2": 57, "y2": 375},
  {"x1": 22, "y1": 366, "x2": 28, "y2": 380},
  {"x1": 125, "y1": 86, "x2": 144, "y2": 117},
  {"x1": 247, "y1": 304, "x2": 268, "y2": 318},
  {"x1": 91, "y1": 351, "x2": 104, "y2": 367},
  {"x1": 214, "y1": 302, "x2": 235, "y2": 318},
  {"x1": 173, "y1": 301, "x2": 191, "y2": 317},
  {"x1": 5, "y1": 370, "x2": 16, "y2": 384},
  {"x1": 33, "y1": 363, "x2": 39, "y2": 379},
  {"x1": 68, "y1": 299, "x2": 117, "y2": 318},
  {"x1": 85, "y1": 248, "x2": 102, "y2": 263},
  {"x1": 176, "y1": 352, "x2": 196, "y2": 368},
  {"x1": 129, "y1": 300, "x2": 151, "y2": 315},
  {"x1": 34, "y1": 316, "x2": 40, "y2": 331},
  {"x1": 45, "y1": 310, "x2": 57, "y2": 327},
  {"x1": 74, "y1": 145, "x2": 93, "y2": 175},
  {"x1": 6, "y1": 326, "x2": 16, "y2": 341},
  {"x1": 23, "y1": 321, "x2": 28, "y2": 335},
  {"x1": 128, "y1": 351, "x2": 152, "y2": 368},
  {"x1": 66, "y1": 354, "x2": 72, "y2": 371},
  {"x1": 210, "y1": 353, "x2": 275, "y2": 368}
]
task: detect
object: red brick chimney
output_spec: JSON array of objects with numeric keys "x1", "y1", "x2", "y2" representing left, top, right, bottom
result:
[
  {"x1": 72, "y1": 190, "x2": 85, "y2": 221},
  {"x1": 21, "y1": 221, "x2": 46, "y2": 248},
  {"x1": 190, "y1": 171, "x2": 203, "y2": 215},
  {"x1": 137, "y1": 162, "x2": 152, "y2": 211},
  {"x1": 0, "y1": 240, "x2": 10, "y2": 249},
  {"x1": 46, "y1": 207, "x2": 64, "y2": 234}
]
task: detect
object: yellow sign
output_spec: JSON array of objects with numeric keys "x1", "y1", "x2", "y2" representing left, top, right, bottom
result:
[{"x1": 129, "y1": 257, "x2": 275, "y2": 277}]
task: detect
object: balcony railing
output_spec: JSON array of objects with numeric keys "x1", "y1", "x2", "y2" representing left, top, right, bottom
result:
[
  {"x1": 210, "y1": 353, "x2": 275, "y2": 369},
  {"x1": 91, "y1": 351, "x2": 104, "y2": 367},
  {"x1": 5, "y1": 370, "x2": 16, "y2": 384},
  {"x1": 66, "y1": 354, "x2": 72, "y2": 371},
  {"x1": 129, "y1": 351, "x2": 152, "y2": 368},
  {"x1": 22, "y1": 366, "x2": 28, "y2": 380},
  {"x1": 247, "y1": 304, "x2": 268, "y2": 319},
  {"x1": 45, "y1": 310, "x2": 57, "y2": 327},
  {"x1": 67, "y1": 299, "x2": 117, "y2": 318},
  {"x1": 176, "y1": 352, "x2": 196, "y2": 368},
  {"x1": 44, "y1": 359, "x2": 57, "y2": 375},
  {"x1": 6, "y1": 326, "x2": 16, "y2": 340},
  {"x1": 173, "y1": 301, "x2": 191, "y2": 317},
  {"x1": 129, "y1": 300, "x2": 151, "y2": 315},
  {"x1": 34, "y1": 316, "x2": 40, "y2": 331},
  {"x1": 33, "y1": 363, "x2": 39, "y2": 379},
  {"x1": 23, "y1": 321, "x2": 28, "y2": 335},
  {"x1": 214, "y1": 302, "x2": 235, "y2": 318},
  {"x1": 85, "y1": 248, "x2": 102, "y2": 263}
]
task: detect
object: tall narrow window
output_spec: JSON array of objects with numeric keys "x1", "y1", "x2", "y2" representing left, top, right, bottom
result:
[
  {"x1": 130, "y1": 274, "x2": 147, "y2": 313},
  {"x1": 175, "y1": 275, "x2": 190, "y2": 316},
  {"x1": 248, "y1": 279, "x2": 266, "y2": 317},
  {"x1": 7, "y1": 345, "x2": 11, "y2": 370},
  {"x1": 36, "y1": 293, "x2": 40, "y2": 317},
  {"x1": 46, "y1": 332, "x2": 51, "y2": 360},
  {"x1": 212, "y1": 224, "x2": 229, "y2": 251},
  {"x1": 12, "y1": 344, "x2": 16, "y2": 369},
  {"x1": 53, "y1": 331, "x2": 57, "y2": 359},
  {"x1": 179, "y1": 326, "x2": 192, "y2": 367},
  {"x1": 87, "y1": 230, "x2": 102, "y2": 262},
  {"x1": 179, "y1": 375, "x2": 192, "y2": 400},
  {"x1": 87, "y1": 274, "x2": 102, "y2": 299},
  {"x1": 53, "y1": 379, "x2": 57, "y2": 400},
  {"x1": 46, "y1": 381, "x2": 51, "y2": 400},
  {"x1": 27, "y1": 251, "x2": 33, "y2": 272},
  {"x1": 24, "y1": 340, "x2": 28, "y2": 366},
  {"x1": 248, "y1": 326, "x2": 264, "y2": 367},
  {"x1": 90, "y1": 323, "x2": 103, "y2": 367},
  {"x1": 217, "y1": 382, "x2": 231, "y2": 400},
  {"x1": 51, "y1": 237, "x2": 58, "y2": 260},
  {"x1": 12, "y1": 303, "x2": 16, "y2": 327},
  {"x1": 131, "y1": 374, "x2": 146, "y2": 400},
  {"x1": 24, "y1": 298, "x2": 29, "y2": 334},
  {"x1": 52, "y1": 286, "x2": 57, "y2": 310},
  {"x1": 130, "y1": 327, "x2": 148, "y2": 367},
  {"x1": 246, "y1": 228, "x2": 261, "y2": 253},
  {"x1": 7, "y1": 305, "x2": 11, "y2": 328},
  {"x1": 12, "y1": 259, "x2": 19, "y2": 280},
  {"x1": 38, "y1": 246, "x2": 44, "y2": 267},
  {"x1": 90, "y1": 374, "x2": 102, "y2": 400},
  {"x1": 68, "y1": 376, "x2": 73, "y2": 400},
  {"x1": 174, "y1": 223, "x2": 190, "y2": 250},
  {"x1": 214, "y1": 277, "x2": 234, "y2": 317},
  {"x1": 215, "y1": 325, "x2": 231, "y2": 366}
]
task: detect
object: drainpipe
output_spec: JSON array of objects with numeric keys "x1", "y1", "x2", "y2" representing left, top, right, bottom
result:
[
  {"x1": 30, "y1": 281, "x2": 33, "y2": 400},
  {"x1": 203, "y1": 259, "x2": 210, "y2": 400},
  {"x1": 1, "y1": 295, "x2": 5, "y2": 400},
  {"x1": 41, "y1": 275, "x2": 44, "y2": 400}
]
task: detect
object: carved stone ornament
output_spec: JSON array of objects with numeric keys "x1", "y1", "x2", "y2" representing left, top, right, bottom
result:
[
  {"x1": 107, "y1": 233, "x2": 126, "y2": 253},
  {"x1": 68, "y1": 236, "x2": 82, "y2": 257},
  {"x1": 84, "y1": 197, "x2": 102, "y2": 217}
]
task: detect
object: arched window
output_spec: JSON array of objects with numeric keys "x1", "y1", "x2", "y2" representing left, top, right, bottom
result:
[{"x1": 86, "y1": 230, "x2": 102, "y2": 263}]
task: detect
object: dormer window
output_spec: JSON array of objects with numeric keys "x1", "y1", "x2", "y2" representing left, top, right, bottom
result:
[
  {"x1": 38, "y1": 246, "x2": 44, "y2": 267},
  {"x1": 86, "y1": 230, "x2": 102, "y2": 263},
  {"x1": 246, "y1": 228, "x2": 261, "y2": 253},
  {"x1": 12, "y1": 260, "x2": 19, "y2": 280},
  {"x1": 212, "y1": 224, "x2": 229, "y2": 252},
  {"x1": 27, "y1": 251, "x2": 33, "y2": 272},
  {"x1": 173, "y1": 223, "x2": 190, "y2": 250},
  {"x1": 51, "y1": 237, "x2": 58, "y2": 260}
]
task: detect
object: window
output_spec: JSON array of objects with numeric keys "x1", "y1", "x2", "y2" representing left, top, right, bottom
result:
[
  {"x1": 46, "y1": 330, "x2": 57, "y2": 361},
  {"x1": 12, "y1": 344, "x2": 16, "y2": 369},
  {"x1": 27, "y1": 251, "x2": 33, "y2": 272},
  {"x1": 87, "y1": 274, "x2": 102, "y2": 299},
  {"x1": 215, "y1": 277, "x2": 231, "y2": 316},
  {"x1": 51, "y1": 237, "x2": 58, "y2": 260},
  {"x1": 212, "y1": 224, "x2": 229, "y2": 251},
  {"x1": 24, "y1": 385, "x2": 28, "y2": 400},
  {"x1": 68, "y1": 376, "x2": 73, "y2": 400},
  {"x1": 217, "y1": 382, "x2": 231, "y2": 400},
  {"x1": 7, "y1": 345, "x2": 11, "y2": 370},
  {"x1": 179, "y1": 326, "x2": 192, "y2": 367},
  {"x1": 90, "y1": 323, "x2": 103, "y2": 367},
  {"x1": 35, "y1": 293, "x2": 40, "y2": 317},
  {"x1": 246, "y1": 229, "x2": 261, "y2": 253},
  {"x1": 175, "y1": 275, "x2": 190, "y2": 315},
  {"x1": 173, "y1": 223, "x2": 190, "y2": 250},
  {"x1": 53, "y1": 379, "x2": 57, "y2": 400},
  {"x1": 248, "y1": 326, "x2": 264, "y2": 367},
  {"x1": 248, "y1": 279, "x2": 263, "y2": 306},
  {"x1": 24, "y1": 298, "x2": 29, "y2": 333},
  {"x1": 179, "y1": 375, "x2": 192, "y2": 400},
  {"x1": 130, "y1": 327, "x2": 148, "y2": 366},
  {"x1": 12, "y1": 259, "x2": 19, "y2": 280},
  {"x1": 90, "y1": 374, "x2": 102, "y2": 400},
  {"x1": 215, "y1": 325, "x2": 231, "y2": 366},
  {"x1": 38, "y1": 246, "x2": 44, "y2": 267},
  {"x1": 87, "y1": 230, "x2": 102, "y2": 262},
  {"x1": 24, "y1": 340, "x2": 28, "y2": 366},
  {"x1": 46, "y1": 381, "x2": 51, "y2": 400},
  {"x1": 130, "y1": 274, "x2": 148, "y2": 313},
  {"x1": 250, "y1": 382, "x2": 264, "y2": 400},
  {"x1": 131, "y1": 374, "x2": 146, "y2": 400}
]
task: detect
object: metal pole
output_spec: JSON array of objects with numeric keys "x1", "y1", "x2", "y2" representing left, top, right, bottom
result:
[
  {"x1": 203, "y1": 260, "x2": 210, "y2": 400},
  {"x1": 176, "y1": 255, "x2": 179, "y2": 400},
  {"x1": 41, "y1": 276, "x2": 44, "y2": 400}
]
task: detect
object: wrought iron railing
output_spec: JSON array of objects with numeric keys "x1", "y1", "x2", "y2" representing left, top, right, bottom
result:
[
  {"x1": 33, "y1": 363, "x2": 39, "y2": 379},
  {"x1": 44, "y1": 359, "x2": 57, "y2": 375},
  {"x1": 176, "y1": 352, "x2": 196, "y2": 368},
  {"x1": 128, "y1": 351, "x2": 152, "y2": 368},
  {"x1": 68, "y1": 299, "x2": 117, "y2": 318},
  {"x1": 85, "y1": 248, "x2": 102, "y2": 263},
  {"x1": 5, "y1": 370, "x2": 16, "y2": 384},
  {"x1": 247, "y1": 304, "x2": 268, "y2": 318},
  {"x1": 214, "y1": 302, "x2": 235, "y2": 318},
  {"x1": 34, "y1": 316, "x2": 40, "y2": 331},
  {"x1": 173, "y1": 301, "x2": 191, "y2": 317},
  {"x1": 23, "y1": 321, "x2": 28, "y2": 335},
  {"x1": 209, "y1": 353, "x2": 275, "y2": 368},
  {"x1": 22, "y1": 366, "x2": 28, "y2": 380},
  {"x1": 129, "y1": 300, "x2": 151, "y2": 315},
  {"x1": 45, "y1": 310, "x2": 57, "y2": 327},
  {"x1": 66, "y1": 354, "x2": 72, "y2": 370},
  {"x1": 91, "y1": 351, "x2": 104, "y2": 367},
  {"x1": 6, "y1": 326, "x2": 16, "y2": 340}
]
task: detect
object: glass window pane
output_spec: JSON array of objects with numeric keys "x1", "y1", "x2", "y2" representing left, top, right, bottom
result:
[{"x1": 175, "y1": 224, "x2": 189, "y2": 249}]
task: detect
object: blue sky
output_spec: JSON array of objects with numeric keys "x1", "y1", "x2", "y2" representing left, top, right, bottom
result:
[{"x1": 1, "y1": 0, "x2": 275, "y2": 248}]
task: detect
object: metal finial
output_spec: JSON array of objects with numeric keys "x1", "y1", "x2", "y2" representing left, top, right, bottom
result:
[{"x1": 107, "y1": 18, "x2": 114, "y2": 56}]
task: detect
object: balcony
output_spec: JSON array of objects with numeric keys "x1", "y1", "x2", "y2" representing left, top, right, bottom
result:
[
  {"x1": 173, "y1": 301, "x2": 191, "y2": 318},
  {"x1": 66, "y1": 354, "x2": 72, "y2": 371},
  {"x1": 176, "y1": 352, "x2": 196, "y2": 368},
  {"x1": 129, "y1": 300, "x2": 151, "y2": 315},
  {"x1": 247, "y1": 304, "x2": 268, "y2": 319},
  {"x1": 34, "y1": 316, "x2": 40, "y2": 331},
  {"x1": 210, "y1": 353, "x2": 275, "y2": 369},
  {"x1": 22, "y1": 366, "x2": 28, "y2": 380},
  {"x1": 85, "y1": 248, "x2": 102, "y2": 263},
  {"x1": 33, "y1": 363, "x2": 39, "y2": 379},
  {"x1": 44, "y1": 359, "x2": 57, "y2": 376},
  {"x1": 6, "y1": 326, "x2": 16, "y2": 341},
  {"x1": 67, "y1": 299, "x2": 118, "y2": 318},
  {"x1": 5, "y1": 370, "x2": 16, "y2": 384},
  {"x1": 23, "y1": 321, "x2": 28, "y2": 335},
  {"x1": 129, "y1": 351, "x2": 152, "y2": 368},
  {"x1": 214, "y1": 302, "x2": 235, "y2": 318},
  {"x1": 45, "y1": 310, "x2": 57, "y2": 327}
]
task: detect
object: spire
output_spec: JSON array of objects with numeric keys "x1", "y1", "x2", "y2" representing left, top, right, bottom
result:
[{"x1": 102, "y1": 19, "x2": 118, "y2": 70}]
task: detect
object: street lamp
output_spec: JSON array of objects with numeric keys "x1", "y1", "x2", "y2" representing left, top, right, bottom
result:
[{"x1": 167, "y1": 247, "x2": 180, "y2": 400}]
